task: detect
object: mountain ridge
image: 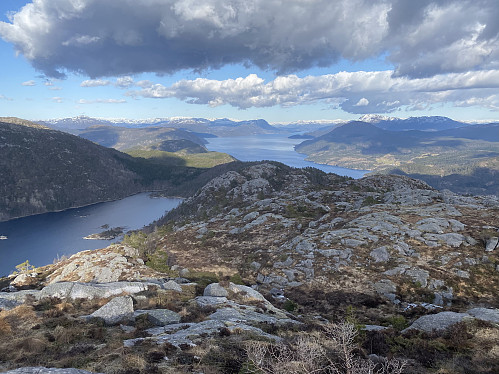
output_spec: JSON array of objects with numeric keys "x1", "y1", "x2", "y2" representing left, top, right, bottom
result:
[{"x1": 0, "y1": 119, "x2": 221, "y2": 221}]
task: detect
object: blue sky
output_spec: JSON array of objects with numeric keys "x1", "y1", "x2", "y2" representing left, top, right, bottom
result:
[{"x1": 0, "y1": 0, "x2": 498, "y2": 123}]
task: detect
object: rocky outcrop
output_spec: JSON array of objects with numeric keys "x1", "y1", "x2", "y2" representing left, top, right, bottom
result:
[
  {"x1": 124, "y1": 282, "x2": 296, "y2": 348},
  {"x1": 44, "y1": 245, "x2": 161, "y2": 284},
  {"x1": 0, "y1": 280, "x2": 184, "y2": 311},
  {"x1": 154, "y1": 164, "x2": 498, "y2": 311}
]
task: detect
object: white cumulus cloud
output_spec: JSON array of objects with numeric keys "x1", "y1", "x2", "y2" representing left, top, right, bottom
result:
[
  {"x1": 128, "y1": 69, "x2": 499, "y2": 114},
  {"x1": 81, "y1": 79, "x2": 111, "y2": 87},
  {"x1": 355, "y1": 98, "x2": 369, "y2": 107},
  {"x1": 21, "y1": 80, "x2": 36, "y2": 86}
]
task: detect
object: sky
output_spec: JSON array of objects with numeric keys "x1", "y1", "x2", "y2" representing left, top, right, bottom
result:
[{"x1": 0, "y1": 0, "x2": 498, "y2": 123}]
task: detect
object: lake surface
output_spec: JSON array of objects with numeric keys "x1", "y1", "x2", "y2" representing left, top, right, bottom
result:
[
  {"x1": 0, "y1": 193, "x2": 182, "y2": 276},
  {"x1": 206, "y1": 134, "x2": 368, "y2": 179}
]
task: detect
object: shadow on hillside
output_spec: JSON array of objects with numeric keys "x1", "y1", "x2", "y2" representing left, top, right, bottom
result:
[
  {"x1": 389, "y1": 167, "x2": 499, "y2": 196},
  {"x1": 80, "y1": 127, "x2": 120, "y2": 148}
]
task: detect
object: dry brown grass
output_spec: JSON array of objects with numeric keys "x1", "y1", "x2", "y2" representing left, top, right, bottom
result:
[
  {"x1": 15, "y1": 336, "x2": 48, "y2": 354},
  {"x1": 0, "y1": 317, "x2": 12, "y2": 335},
  {"x1": 53, "y1": 325, "x2": 79, "y2": 344},
  {"x1": 121, "y1": 351, "x2": 148, "y2": 371},
  {"x1": 0, "y1": 305, "x2": 39, "y2": 330}
]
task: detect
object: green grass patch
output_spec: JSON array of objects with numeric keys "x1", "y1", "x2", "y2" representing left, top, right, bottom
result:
[{"x1": 125, "y1": 149, "x2": 236, "y2": 168}]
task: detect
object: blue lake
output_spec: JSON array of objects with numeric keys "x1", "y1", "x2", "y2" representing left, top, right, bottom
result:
[
  {"x1": 0, "y1": 194, "x2": 181, "y2": 276},
  {"x1": 206, "y1": 134, "x2": 369, "y2": 179}
]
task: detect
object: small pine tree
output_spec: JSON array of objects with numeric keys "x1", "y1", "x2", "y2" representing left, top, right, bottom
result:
[{"x1": 15, "y1": 260, "x2": 35, "y2": 274}]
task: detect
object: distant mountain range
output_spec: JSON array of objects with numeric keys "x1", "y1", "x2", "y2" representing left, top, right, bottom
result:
[
  {"x1": 362, "y1": 115, "x2": 470, "y2": 131},
  {"x1": 296, "y1": 120, "x2": 499, "y2": 196},
  {"x1": 294, "y1": 115, "x2": 493, "y2": 137},
  {"x1": 39, "y1": 116, "x2": 283, "y2": 137},
  {"x1": 39, "y1": 115, "x2": 496, "y2": 137}
]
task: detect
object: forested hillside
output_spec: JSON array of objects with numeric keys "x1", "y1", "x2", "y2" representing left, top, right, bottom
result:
[{"x1": 0, "y1": 119, "x2": 211, "y2": 221}]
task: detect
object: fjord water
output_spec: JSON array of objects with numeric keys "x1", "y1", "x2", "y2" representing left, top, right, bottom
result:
[
  {"x1": 0, "y1": 194, "x2": 181, "y2": 276},
  {"x1": 206, "y1": 134, "x2": 368, "y2": 178}
]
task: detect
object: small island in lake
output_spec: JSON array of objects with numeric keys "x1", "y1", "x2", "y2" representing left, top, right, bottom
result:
[{"x1": 83, "y1": 227, "x2": 124, "y2": 240}]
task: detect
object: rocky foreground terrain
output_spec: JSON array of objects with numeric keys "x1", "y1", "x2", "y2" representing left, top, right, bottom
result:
[{"x1": 1, "y1": 162, "x2": 499, "y2": 373}]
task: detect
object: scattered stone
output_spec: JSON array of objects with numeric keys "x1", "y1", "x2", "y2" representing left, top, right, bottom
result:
[
  {"x1": 373, "y1": 279, "x2": 398, "y2": 302},
  {"x1": 203, "y1": 283, "x2": 229, "y2": 297},
  {"x1": 134, "y1": 309, "x2": 181, "y2": 326},
  {"x1": 370, "y1": 246, "x2": 390, "y2": 263},
  {"x1": 485, "y1": 237, "x2": 499, "y2": 252},
  {"x1": 454, "y1": 270, "x2": 470, "y2": 279},
  {"x1": 405, "y1": 268, "x2": 429, "y2": 287},
  {"x1": 363, "y1": 325, "x2": 389, "y2": 332},
  {"x1": 120, "y1": 325, "x2": 136, "y2": 333},
  {"x1": 162, "y1": 280, "x2": 182, "y2": 292},
  {"x1": 250, "y1": 261, "x2": 261, "y2": 271}
]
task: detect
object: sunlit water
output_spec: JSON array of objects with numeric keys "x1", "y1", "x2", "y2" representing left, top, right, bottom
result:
[
  {"x1": 206, "y1": 134, "x2": 368, "y2": 179},
  {"x1": 0, "y1": 193, "x2": 181, "y2": 276}
]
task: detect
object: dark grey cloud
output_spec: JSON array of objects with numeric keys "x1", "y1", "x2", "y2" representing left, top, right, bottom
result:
[
  {"x1": 2, "y1": 0, "x2": 496, "y2": 79},
  {"x1": 387, "y1": 0, "x2": 499, "y2": 77}
]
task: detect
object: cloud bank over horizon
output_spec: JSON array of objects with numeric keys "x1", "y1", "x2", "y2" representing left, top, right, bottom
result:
[
  {"x1": 125, "y1": 70, "x2": 499, "y2": 113},
  {"x1": 0, "y1": 0, "x2": 498, "y2": 115}
]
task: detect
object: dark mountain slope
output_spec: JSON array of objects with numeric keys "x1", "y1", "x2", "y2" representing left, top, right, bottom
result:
[
  {"x1": 437, "y1": 123, "x2": 499, "y2": 141},
  {"x1": 79, "y1": 125, "x2": 207, "y2": 151},
  {"x1": 299, "y1": 121, "x2": 495, "y2": 154},
  {"x1": 0, "y1": 120, "x2": 207, "y2": 221},
  {"x1": 296, "y1": 121, "x2": 499, "y2": 196}
]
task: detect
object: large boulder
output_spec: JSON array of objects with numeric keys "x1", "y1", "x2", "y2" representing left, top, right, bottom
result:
[
  {"x1": 403, "y1": 311, "x2": 471, "y2": 333},
  {"x1": 85, "y1": 296, "x2": 134, "y2": 325}
]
